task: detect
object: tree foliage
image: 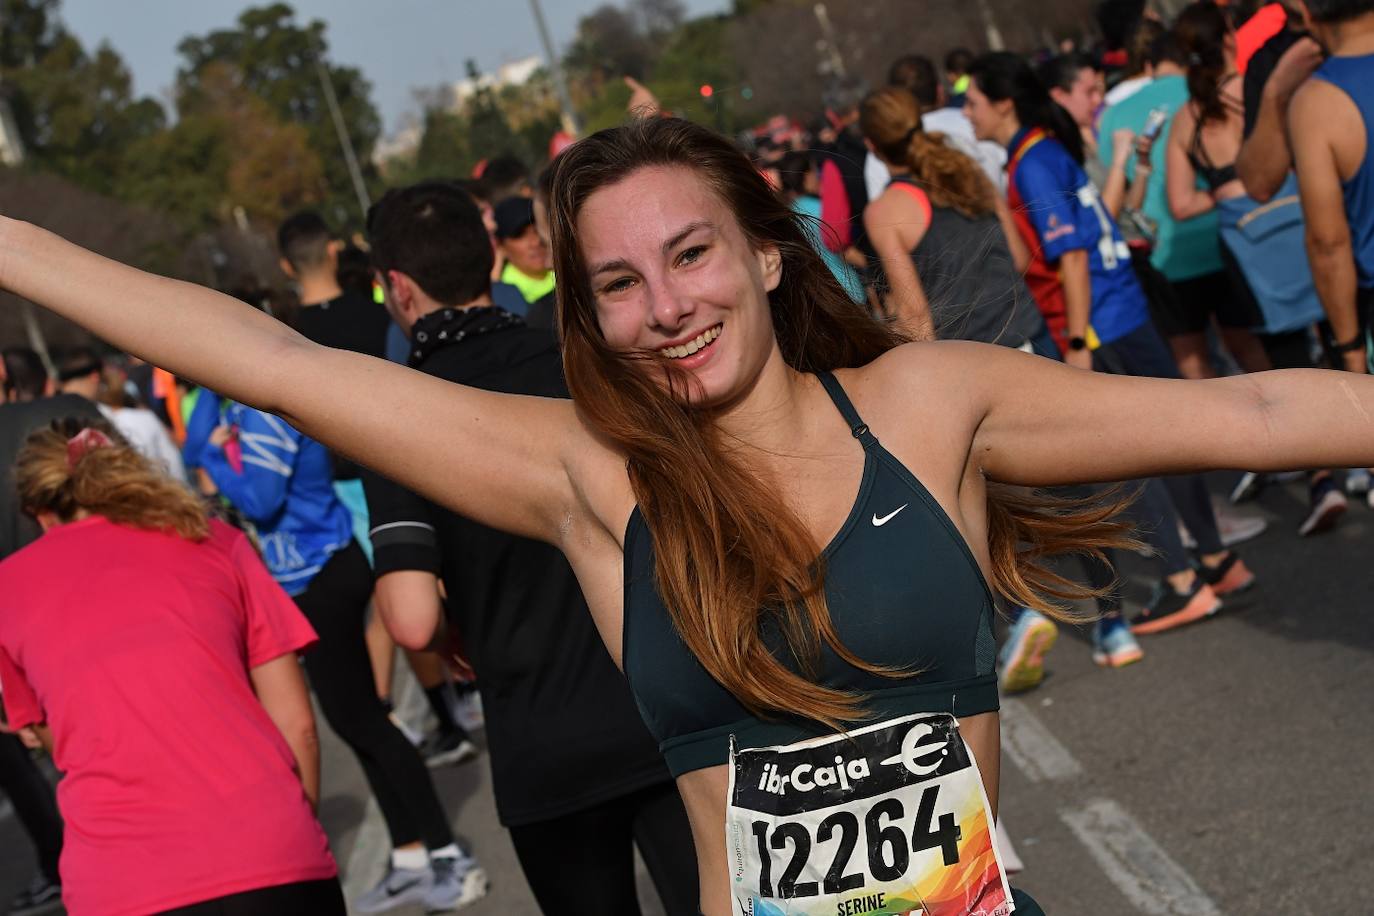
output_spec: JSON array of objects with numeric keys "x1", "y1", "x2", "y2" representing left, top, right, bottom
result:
[
  {"x1": 0, "y1": 0, "x2": 164, "y2": 193},
  {"x1": 385, "y1": 60, "x2": 562, "y2": 187},
  {"x1": 174, "y1": 3, "x2": 381, "y2": 224}
]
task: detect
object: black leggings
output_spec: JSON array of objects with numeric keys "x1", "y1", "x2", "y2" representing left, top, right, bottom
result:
[
  {"x1": 508, "y1": 781, "x2": 699, "y2": 916},
  {"x1": 158, "y1": 878, "x2": 345, "y2": 915},
  {"x1": 0, "y1": 733, "x2": 62, "y2": 884},
  {"x1": 294, "y1": 541, "x2": 453, "y2": 850}
]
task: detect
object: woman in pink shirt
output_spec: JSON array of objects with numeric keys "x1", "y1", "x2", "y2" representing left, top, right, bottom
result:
[{"x1": 0, "y1": 418, "x2": 342, "y2": 916}]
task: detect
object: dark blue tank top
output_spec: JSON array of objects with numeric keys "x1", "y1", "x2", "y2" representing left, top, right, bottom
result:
[
  {"x1": 1315, "y1": 54, "x2": 1374, "y2": 289},
  {"x1": 622, "y1": 372, "x2": 999, "y2": 777}
]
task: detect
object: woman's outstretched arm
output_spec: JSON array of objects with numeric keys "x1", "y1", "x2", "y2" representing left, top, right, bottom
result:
[
  {"x1": 975, "y1": 344, "x2": 1374, "y2": 484},
  {"x1": 890, "y1": 341, "x2": 1374, "y2": 487},
  {"x1": 0, "y1": 218, "x2": 588, "y2": 542}
]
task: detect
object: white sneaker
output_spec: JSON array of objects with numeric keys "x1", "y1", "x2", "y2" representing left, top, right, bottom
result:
[
  {"x1": 450, "y1": 687, "x2": 484, "y2": 733},
  {"x1": 354, "y1": 865, "x2": 431, "y2": 914},
  {"x1": 425, "y1": 853, "x2": 488, "y2": 911},
  {"x1": 1299, "y1": 486, "x2": 1348, "y2": 537}
]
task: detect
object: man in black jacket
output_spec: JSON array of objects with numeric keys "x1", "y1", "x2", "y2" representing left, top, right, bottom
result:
[{"x1": 362, "y1": 182, "x2": 697, "y2": 913}]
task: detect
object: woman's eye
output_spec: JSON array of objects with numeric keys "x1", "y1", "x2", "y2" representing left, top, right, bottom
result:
[
  {"x1": 604, "y1": 277, "x2": 635, "y2": 294},
  {"x1": 677, "y1": 245, "x2": 707, "y2": 266}
]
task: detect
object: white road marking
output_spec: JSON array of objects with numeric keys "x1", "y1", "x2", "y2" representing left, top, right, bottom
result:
[
  {"x1": 999, "y1": 697, "x2": 1083, "y2": 782},
  {"x1": 1061, "y1": 799, "x2": 1221, "y2": 916}
]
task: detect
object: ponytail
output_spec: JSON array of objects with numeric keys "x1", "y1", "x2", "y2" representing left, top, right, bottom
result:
[
  {"x1": 1175, "y1": 1, "x2": 1231, "y2": 125},
  {"x1": 16, "y1": 416, "x2": 208, "y2": 540},
  {"x1": 859, "y1": 87, "x2": 996, "y2": 217}
]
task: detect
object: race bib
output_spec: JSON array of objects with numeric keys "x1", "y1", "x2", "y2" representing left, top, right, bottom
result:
[{"x1": 726, "y1": 713, "x2": 1012, "y2": 916}]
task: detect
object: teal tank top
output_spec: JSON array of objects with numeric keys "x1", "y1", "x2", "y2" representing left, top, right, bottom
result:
[{"x1": 622, "y1": 371, "x2": 1000, "y2": 777}]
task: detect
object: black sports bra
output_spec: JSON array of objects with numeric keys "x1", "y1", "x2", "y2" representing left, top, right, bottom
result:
[
  {"x1": 1187, "y1": 75, "x2": 1244, "y2": 192},
  {"x1": 621, "y1": 371, "x2": 999, "y2": 777}
]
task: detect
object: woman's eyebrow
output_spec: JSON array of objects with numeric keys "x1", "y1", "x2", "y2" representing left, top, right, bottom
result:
[
  {"x1": 660, "y1": 220, "x2": 715, "y2": 254},
  {"x1": 588, "y1": 221, "x2": 717, "y2": 279}
]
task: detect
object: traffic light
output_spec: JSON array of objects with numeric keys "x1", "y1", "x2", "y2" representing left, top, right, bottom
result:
[{"x1": 699, "y1": 84, "x2": 714, "y2": 99}]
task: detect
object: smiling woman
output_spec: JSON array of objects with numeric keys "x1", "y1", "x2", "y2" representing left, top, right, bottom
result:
[{"x1": 6, "y1": 115, "x2": 1374, "y2": 915}]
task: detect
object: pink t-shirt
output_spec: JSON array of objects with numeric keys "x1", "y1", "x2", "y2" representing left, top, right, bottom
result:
[{"x1": 0, "y1": 517, "x2": 337, "y2": 915}]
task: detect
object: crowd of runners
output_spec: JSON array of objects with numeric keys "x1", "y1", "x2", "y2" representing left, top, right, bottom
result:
[{"x1": 2, "y1": 0, "x2": 1374, "y2": 913}]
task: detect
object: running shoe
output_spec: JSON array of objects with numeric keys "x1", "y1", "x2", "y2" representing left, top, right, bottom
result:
[
  {"x1": 1345, "y1": 468, "x2": 1371, "y2": 497},
  {"x1": 9, "y1": 873, "x2": 62, "y2": 915},
  {"x1": 420, "y1": 728, "x2": 480, "y2": 769},
  {"x1": 354, "y1": 864, "x2": 432, "y2": 913},
  {"x1": 1178, "y1": 508, "x2": 1266, "y2": 550},
  {"x1": 1298, "y1": 477, "x2": 1347, "y2": 537},
  {"x1": 998, "y1": 609, "x2": 1057, "y2": 694},
  {"x1": 1091, "y1": 615, "x2": 1143, "y2": 668},
  {"x1": 1198, "y1": 551, "x2": 1255, "y2": 597},
  {"x1": 450, "y1": 684, "x2": 485, "y2": 732},
  {"x1": 1229, "y1": 471, "x2": 1265, "y2": 504},
  {"x1": 1129, "y1": 579, "x2": 1221, "y2": 635},
  {"x1": 425, "y1": 853, "x2": 489, "y2": 912}
]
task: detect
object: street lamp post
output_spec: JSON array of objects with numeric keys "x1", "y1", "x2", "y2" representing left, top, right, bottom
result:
[
  {"x1": 314, "y1": 45, "x2": 371, "y2": 219},
  {"x1": 528, "y1": 0, "x2": 582, "y2": 138}
]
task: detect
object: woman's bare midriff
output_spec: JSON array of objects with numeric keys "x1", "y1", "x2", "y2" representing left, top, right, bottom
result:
[{"x1": 678, "y1": 710, "x2": 1001, "y2": 914}]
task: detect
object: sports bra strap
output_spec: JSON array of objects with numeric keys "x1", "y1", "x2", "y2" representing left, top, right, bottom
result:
[{"x1": 817, "y1": 371, "x2": 877, "y2": 448}]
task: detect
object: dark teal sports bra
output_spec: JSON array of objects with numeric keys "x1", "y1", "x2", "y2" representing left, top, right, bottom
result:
[{"x1": 622, "y1": 371, "x2": 999, "y2": 778}]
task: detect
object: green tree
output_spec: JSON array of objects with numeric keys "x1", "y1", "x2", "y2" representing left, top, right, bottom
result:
[
  {"x1": 118, "y1": 62, "x2": 325, "y2": 230},
  {"x1": 1, "y1": 0, "x2": 165, "y2": 194},
  {"x1": 388, "y1": 61, "x2": 563, "y2": 186},
  {"x1": 174, "y1": 3, "x2": 381, "y2": 224}
]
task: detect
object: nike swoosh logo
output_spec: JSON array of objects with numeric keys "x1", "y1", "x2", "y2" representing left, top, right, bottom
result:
[
  {"x1": 872, "y1": 504, "x2": 908, "y2": 527},
  {"x1": 384, "y1": 876, "x2": 425, "y2": 896}
]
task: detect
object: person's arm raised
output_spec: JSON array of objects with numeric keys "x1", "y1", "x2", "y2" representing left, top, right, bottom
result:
[
  {"x1": 0, "y1": 218, "x2": 585, "y2": 542},
  {"x1": 933, "y1": 342, "x2": 1374, "y2": 486}
]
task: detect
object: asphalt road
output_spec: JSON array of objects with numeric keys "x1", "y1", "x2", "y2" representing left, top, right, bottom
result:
[{"x1": 1, "y1": 471, "x2": 1370, "y2": 915}]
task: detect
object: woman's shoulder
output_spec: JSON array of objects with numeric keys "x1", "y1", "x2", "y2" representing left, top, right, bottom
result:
[{"x1": 850, "y1": 339, "x2": 1003, "y2": 401}]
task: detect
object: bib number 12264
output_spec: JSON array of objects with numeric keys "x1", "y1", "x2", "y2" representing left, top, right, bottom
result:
[
  {"x1": 750, "y1": 783, "x2": 961, "y2": 898},
  {"x1": 726, "y1": 713, "x2": 1013, "y2": 916}
]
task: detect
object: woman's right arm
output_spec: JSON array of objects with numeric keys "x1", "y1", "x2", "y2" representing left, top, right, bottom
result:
[
  {"x1": 1166, "y1": 108, "x2": 1215, "y2": 221},
  {"x1": 250, "y1": 654, "x2": 320, "y2": 810},
  {"x1": 0, "y1": 219, "x2": 587, "y2": 543},
  {"x1": 864, "y1": 193, "x2": 934, "y2": 341}
]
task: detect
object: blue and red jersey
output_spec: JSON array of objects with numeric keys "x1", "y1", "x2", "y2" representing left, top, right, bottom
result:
[{"x1": 1005, "y1": 127, "x2": 1149, "y2": 352}]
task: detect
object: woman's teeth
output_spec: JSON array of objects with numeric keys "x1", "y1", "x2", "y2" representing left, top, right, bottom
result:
[{"x1": 660, "y1": 324, "x2": 721, "y2": 359}]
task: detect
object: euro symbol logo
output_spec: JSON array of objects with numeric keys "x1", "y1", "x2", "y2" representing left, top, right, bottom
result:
[{"x1": 879, "y1": 722, "x2": 949, "y2": 777}]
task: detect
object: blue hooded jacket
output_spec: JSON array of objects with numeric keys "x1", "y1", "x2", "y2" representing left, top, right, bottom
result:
[{"x1": 184, "y1": 394, "x2": 353, "y2": 596}]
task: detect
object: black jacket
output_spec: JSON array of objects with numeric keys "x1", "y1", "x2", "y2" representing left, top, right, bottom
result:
[{"x1": 362, "y1": 308, "x2": 671, "y2": 826}]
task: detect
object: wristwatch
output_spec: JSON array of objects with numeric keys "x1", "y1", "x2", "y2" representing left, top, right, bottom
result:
[
  {"x1": 1068, "y1": 336, "x2": 1088, "y2": 351},
  {"x1": 1332, "y1": 331, "x2": 1366, "y2": 354}
]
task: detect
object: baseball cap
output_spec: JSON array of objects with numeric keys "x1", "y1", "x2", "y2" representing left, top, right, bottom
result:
[{"x1": 493, "y1": 196, "x2": 535, "y2": 240}]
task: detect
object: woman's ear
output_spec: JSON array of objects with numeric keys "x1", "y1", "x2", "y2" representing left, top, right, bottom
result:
[{"x1": 758, "y1": 244, "x2": 783, "y2": 293}]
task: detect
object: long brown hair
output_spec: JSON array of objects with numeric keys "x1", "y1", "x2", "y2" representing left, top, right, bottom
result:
[
  {"x1": 1176, "y1": 1, "x2": 1233, "y2": 125},
  {"x1": 548, "y1": 117, "x2": 1134, "y2": 725},
  {"x1": 17, "y1": 416, "x2": 208, "y2": 540},
  {"x1": 859, "y1": 87, "x2": 995, "y2": 219}
]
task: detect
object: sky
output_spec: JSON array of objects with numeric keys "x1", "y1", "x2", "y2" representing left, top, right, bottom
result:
[{"x1": 59, "y1": 0, "x2": 730, "y2": 135}]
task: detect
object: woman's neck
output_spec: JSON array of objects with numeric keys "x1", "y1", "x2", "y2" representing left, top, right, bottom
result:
[
  {"x1": 712, "y1": 351, "x2": 817, "y2": 460},
  {"x1": 992, "y1": 117, "x2": 1021, "y2": 148}
]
